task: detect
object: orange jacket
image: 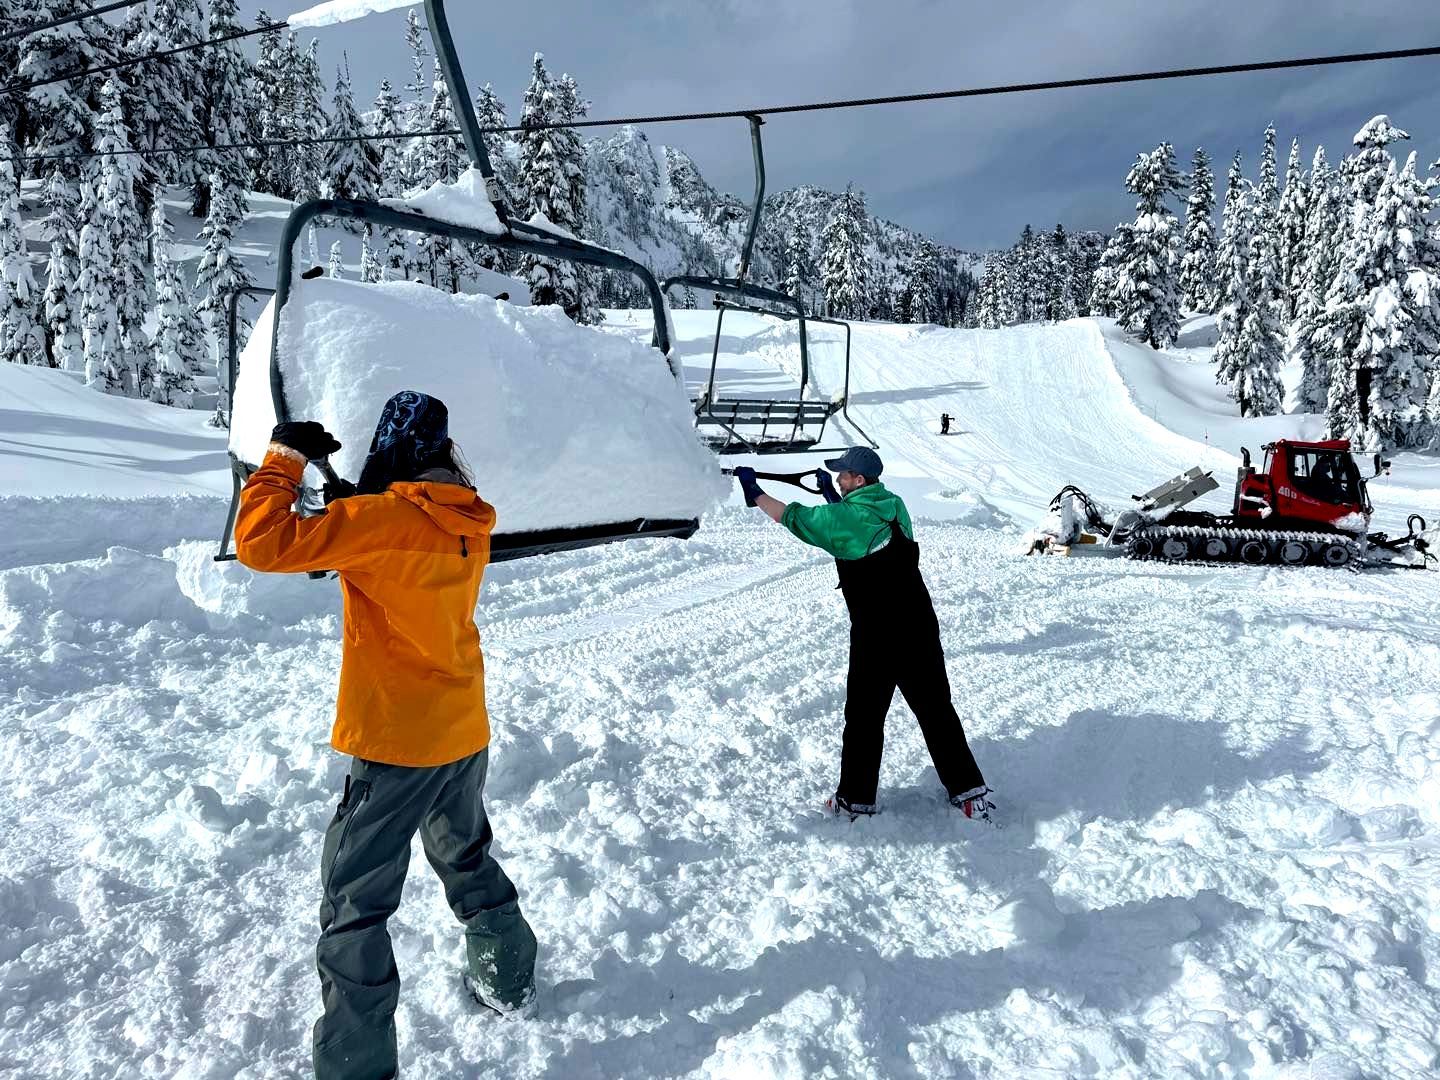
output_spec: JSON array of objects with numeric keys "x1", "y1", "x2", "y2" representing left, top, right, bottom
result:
[{"x1": 235, "y1": 448, "x2": 496, "y2": 767}]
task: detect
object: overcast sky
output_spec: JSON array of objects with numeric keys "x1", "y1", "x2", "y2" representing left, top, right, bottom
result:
[{"x1": 248, "y1": 1, "x2": 1440, "y2": 250}]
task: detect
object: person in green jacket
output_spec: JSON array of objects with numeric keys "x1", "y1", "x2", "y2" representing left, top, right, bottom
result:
[{"x1": 735, "y1": 447, "x2": 993, "y2": 821}]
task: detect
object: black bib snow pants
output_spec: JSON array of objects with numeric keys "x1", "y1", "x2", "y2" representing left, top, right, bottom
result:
[{"x1": 833, "y1": 519, "x2": 985, "y2": 806}]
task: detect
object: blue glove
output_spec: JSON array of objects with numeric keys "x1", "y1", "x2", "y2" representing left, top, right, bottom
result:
[
  {"x1": 816, "y1": 469, "x2": 841, "y2": 504},
  {"x1": 735, "y1": 466, "x2": 763, "y2": 507}
]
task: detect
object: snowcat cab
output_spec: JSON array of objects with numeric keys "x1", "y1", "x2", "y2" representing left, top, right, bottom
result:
[
  {"x1": 1233, "y1": 439, "x2": 1372, "y2": 535},
  {"x1": 216, "y1": 0, "x2": 712, "y2": 567},
  {"x1": 667, "y1": 116, "x2": 875, "y2": 455}
]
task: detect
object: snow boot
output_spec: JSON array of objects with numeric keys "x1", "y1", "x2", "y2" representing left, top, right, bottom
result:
[
  {"x1": 825, "y1": 793, "x2": 879, "y2": 821},
  {"x1": 462, "y1": 902, "x2": 538, "y2": 1018},
  {"x1": 949, "y1": 785, "x2": 995, "y2": 824}
]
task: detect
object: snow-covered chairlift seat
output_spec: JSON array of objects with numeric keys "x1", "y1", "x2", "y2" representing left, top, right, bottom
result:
[{"x1": 214, "y1": 0, "x2": 722, "y2": 566}]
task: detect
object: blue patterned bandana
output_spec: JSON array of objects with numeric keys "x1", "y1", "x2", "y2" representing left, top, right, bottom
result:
[{"x1": 357, "y1": 391, "x2": 451, "y2": 494}]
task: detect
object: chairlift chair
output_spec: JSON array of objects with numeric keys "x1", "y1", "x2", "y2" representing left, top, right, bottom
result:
[
  {"x1": 665, "y1": 115, "x2": 876, "y2": 456},
  {"x1": 214, "y1": 0, "x2": 700, "y2": 566}
]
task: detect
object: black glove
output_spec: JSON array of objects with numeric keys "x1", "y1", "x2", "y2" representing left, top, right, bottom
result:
[
  {"x1": 816, "y1": 468, "x2": 841, "y2": 504},
  {"x1": 323, "y1": 477, "x2": 358, "y2": 504},
  {"x1": 735, "y1": 466, "x2": 763, "y2": 508},
  {"x1": 271, "y1": 421, "x2": 342, "y2": 462}
]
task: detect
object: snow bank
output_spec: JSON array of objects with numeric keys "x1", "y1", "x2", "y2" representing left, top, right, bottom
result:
[
  {"x1": 229, "y1": 278, "x2": 726, "y2": 533},
  {"x1": 0, "y1": 496, "x2": 228, "y2": 571},
  {"x1": 0, "y1": 361, "x2": 229, "y2": 499},
  {"x1": 382, "y1": 168, "x2": 505, "y2": 235},
  {"x1": 286, "y1": 0, "x2": 418, "y2": 29}
]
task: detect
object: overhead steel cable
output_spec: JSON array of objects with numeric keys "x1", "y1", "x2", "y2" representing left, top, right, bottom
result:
[
  {"x1": 3, "y1": 19, "x2": 287, "y2": 98},
  {"x1": 0, "y1": 0, "x2": 142, "y2": 46},
  {"x1": 19, "y1": 40, "x2": 1440, "y2": 166}
]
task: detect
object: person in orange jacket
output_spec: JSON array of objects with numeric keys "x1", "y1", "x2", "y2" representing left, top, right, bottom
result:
[{"x1": 236, "y1": 390, "x2": 536, "y2": 1080}]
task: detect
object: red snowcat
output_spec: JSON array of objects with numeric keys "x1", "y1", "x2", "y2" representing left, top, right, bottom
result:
[{"x1": 1034, "y1": 439, "x2": 1432, "y2": 570}]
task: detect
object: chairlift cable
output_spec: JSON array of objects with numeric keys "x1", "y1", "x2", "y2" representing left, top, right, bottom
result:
[{"x1": 17, "y1": 40, "x2": 1440, "y2": 166}]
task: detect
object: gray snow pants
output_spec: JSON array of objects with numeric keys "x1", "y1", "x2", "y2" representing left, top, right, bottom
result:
[{"x1": 312, "y1": 748, "x2": 536, "y2": 1080}]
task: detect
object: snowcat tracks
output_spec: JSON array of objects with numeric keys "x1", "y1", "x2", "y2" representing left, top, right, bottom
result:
[{"x1": 1125, "y1": 525, "x2": 1365, "y2": 571}]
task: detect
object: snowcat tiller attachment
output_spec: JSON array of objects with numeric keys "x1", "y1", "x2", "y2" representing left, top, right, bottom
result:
[{"x1": 214, "y1": 0, "x2": 699, "y2": 567}]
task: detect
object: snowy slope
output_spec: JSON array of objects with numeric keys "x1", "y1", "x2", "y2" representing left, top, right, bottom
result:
[
  {"x1": 644, "y1": 310, "x2": 1440, "y2": 534},
  {"x1": 3, "y1": 316, "x2": 1440, "y2": 1078}
]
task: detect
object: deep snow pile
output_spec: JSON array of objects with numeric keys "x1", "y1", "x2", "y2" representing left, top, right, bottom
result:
[
  {"x1": 231, "y1": 279, "x2": 727, "y2": 532},
  {"x1": 0, "y1": 362, "x2": 230, "y2": 570},
  {"x1": 3, "y1": 313, "x2": 1440, "y2": 1078}
]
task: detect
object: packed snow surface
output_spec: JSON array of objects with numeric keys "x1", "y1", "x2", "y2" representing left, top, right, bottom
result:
[
  {"x1": 382, "y1": 167, "x2": 506, "y2": 236},
  {"x1": 3, "y1": 312, "x2": 1439, "y2": 1077},
  {"x1": 229, "y1": 279, "x2": 726, "y2": 532},
  {"x1": 285, "y1": 0, "x2": 419, "y2": 30}
]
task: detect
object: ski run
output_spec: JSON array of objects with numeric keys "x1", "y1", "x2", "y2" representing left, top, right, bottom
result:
[{"x1": 3, "y1": 310, "x2": 1439, "y2": 1078}]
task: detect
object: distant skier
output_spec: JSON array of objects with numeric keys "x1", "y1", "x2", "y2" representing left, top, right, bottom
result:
[
  {"x1": 735, "y1": 447, "x2": 994, "y2": 821},
  {"x1": 235, "y1": 391, "x2": 538, "y2": 1078},
  {"x1": 940, "y1": 413, "x2": 952, "y2": 435}
]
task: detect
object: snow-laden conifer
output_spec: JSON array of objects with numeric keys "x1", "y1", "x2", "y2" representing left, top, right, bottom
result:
[
  {"x1": 78, "y1": 184, "x2": 124, "y2": 395},
  {"x1": 1214, "y1": 183, "x2": 1285, "y2": 416},
  {"x1": 1115, "y1": 143, "x2": 1185, "y2": 347},
  {"x1": 1290, "y1": 147, "x2": 1342, "y2": 414},
  {"x1": 1178, "y1": 147, "x2": 1219, "y2": 312},
  {"x1": 0, "y1": 127, "x2": 45, "y2": 367},
  {"x1": 149, "y1": 203, "x2": 197, "y2": 407},
  {"x1": 193, "y1": 182, "x2": 255, "y2": 399},
  {"x1": 1276, "y1": 138, "x2": 1310, "y2": 321},
  {"x1": 326, "y1": 64, "x2": 382, "y2": 208},
  {"x1": 820, "y1": 184, "x2": 869, "y2": 319},
  {"x1": 96, "y1": 80, "x2": 151, "y2": 396}
]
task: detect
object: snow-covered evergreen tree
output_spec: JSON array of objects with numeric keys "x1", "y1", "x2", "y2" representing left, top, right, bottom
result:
[
  {"x1": 820, "y1": 184, "x2": 869, "y2": 318},
  {"x1": 95, "y1": 80, "x2": 151, "y2": 396},
  {"x1": 78, "y1": 184, "x2": 124, "y2": 394},
  {"x1": 1276, "y1": 137, "x2": 1310, "y2": 321},
  {"x1": 903, "y1": 238, "x2": 942, "y2": 324},
  {"x1": 783, "y1": 224, "x2": 814, "y2": 311},
  {"x1": 372, "y1": 78, "x2": 406, "y2": 194},
  {"x1": 474, "y1": 82, "x2": 519, "y2": 206},
  {"x1": 403, "y1": 9, "x2": 429, "y2": 124},
  {"x1": 1320, "y1": 116, "x2": 1418, "y2": 446},
  {"x1": 193, "y1": 182, "x2": 255, "y2": 400},
  {"x1": 329, "y1": 240, "x2": 344, "y2": 279},
  {"x1": 326, "y1": 64, "x2": 382, "y2": 208},
  {"x1": 1178, "y1": 147, "x2": 1218, "y2": 312},
  {"x1": 252, "y1": 12, "x2": 293, "y2": 197},
  {"x1": 1014, "y1": 224, "x2": 1040, "y2": 322},
  {"x1": 1290, "y1": 146, "x2": 1342, "y2": 414},
  {"x1": 43, "y1": 243, "x2": 82, "y2": 371},
  {"x1": 1041, "y1": 224, "x2": 1077, "y2": 321},
  {"x1": 384, "y1": 226, "x2": 408, "y2": 282},
  {"x1": 0, "y1": 126, "x2": 44, "y2": 366},
  {"x1": 192, "y1": 0, "x2": 254, "y2": 218},
  {"x1": 289, "y1": 36, "x2": 330, "y2": 202},
  {"x1": 148, "y1": 203, "x2": 196, "y2": 407},
  {"x1": 19, "y1": 0, "x2": 114, "y2": 164},
  {"x1": 1318, "y1": 151, "x2": 1440, "y2": 448},
  {"x1": 415, "y1": 58, "x2": 465, "y2": 290},
  {"x1": 1088, "y1": 226, "x2": 1130, "y2": 318},
  {"x1": 1214, "y1": 183, "x2": 1285, "y2": 417},
  {"x1": 516, "y1": 54, "x2": 593, "y2": 319},
  {"x1": 1115, "y1": 143, "x2": 1185, "y2": 347},
  {"x1": 360, "y1": 228, "x2": 383, "y2": 283}
]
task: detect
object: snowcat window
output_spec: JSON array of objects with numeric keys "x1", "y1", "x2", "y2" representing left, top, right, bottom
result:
[{"x1": 1290, "y1": 450, "x2": 1358, "y2": 503}]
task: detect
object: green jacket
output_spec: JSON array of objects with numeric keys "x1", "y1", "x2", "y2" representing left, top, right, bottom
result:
[{"x1": 780, "y1": 482, "x2": 914, "y2": 560}]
